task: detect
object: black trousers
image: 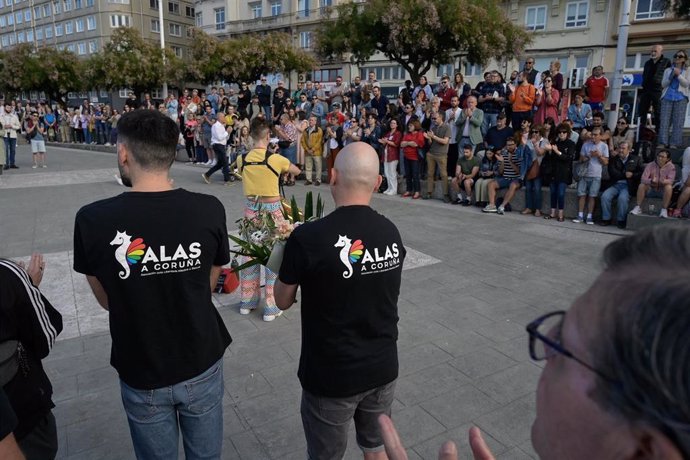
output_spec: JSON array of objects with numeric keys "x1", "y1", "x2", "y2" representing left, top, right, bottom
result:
[
  {"x1": 638, "y1": 91, "x2": 661, "y2": 128},
  {"x1": 447, "y1": 143, "x2": 459, "y2": 178},
  {"x1": 205, "y1": 143, "x2": 229, "y2": 182},
  {"x1": 18, "y1": 411, "x2": 57, "y2": 460}
]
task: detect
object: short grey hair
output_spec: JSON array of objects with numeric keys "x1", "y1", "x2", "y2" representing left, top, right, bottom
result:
[{"x1": 591, "y1": 226, "x2": 690, "y2": 456}]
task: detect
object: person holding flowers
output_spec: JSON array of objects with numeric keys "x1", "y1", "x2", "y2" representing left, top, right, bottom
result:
[{"x1": 236, "y1": 118, "x2": 300, "y2": 322}]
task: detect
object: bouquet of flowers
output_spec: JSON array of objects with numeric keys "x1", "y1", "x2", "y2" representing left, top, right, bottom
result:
[{"x1": 229, "y1": 192, "x2": 324, "y2": 273}]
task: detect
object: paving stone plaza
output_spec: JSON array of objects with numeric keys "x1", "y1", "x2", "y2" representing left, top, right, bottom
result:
[{"x1": 0, "y1": 144, "x2": 628, "y2": 459}]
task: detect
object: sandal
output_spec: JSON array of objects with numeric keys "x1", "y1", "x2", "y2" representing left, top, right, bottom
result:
[
  {"x1": 557, "y1": 216, "x2": 564, "y2": 222},
  {"x1": 402, "y1": 192, "x2": 411, "y2": 198}
]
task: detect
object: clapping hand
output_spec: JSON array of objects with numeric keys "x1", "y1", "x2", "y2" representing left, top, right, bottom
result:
[{"x1": 378, "y1": 415, "x2": 496, "y2": 460}]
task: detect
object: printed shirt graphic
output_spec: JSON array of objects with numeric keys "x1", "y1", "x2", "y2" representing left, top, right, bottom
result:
[
  {"x1": 73, "y1": 189, "x2": 232, "y2": 390},
  {"x1": 279, "y1": 205, "x2": 406, "y2": 397}
]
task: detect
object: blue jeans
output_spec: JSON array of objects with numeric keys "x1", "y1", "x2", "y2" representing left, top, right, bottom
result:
[
  {"x1": 83, "y1": 128, "x2": 91, "y2": 144},
  {"x1": 549, "y1": 181, "x2": 568, "y2": 210},
  {"x1": 600, "y1": 182, "x2": 630, "y2": 222},
  {"x1": 481, "y1": 113, "x2": 498, "y2": 137},
  {"x1": 524, "y1": 177, "x2": 543, "y2": 211},
  {"x1": 280, "y1": 144, "x2": 297, "y2": 164},
  {"x1": 4, "y1": 136, "x2": 16, "y2": 166},
  {"x1": 404, "y1": 157, "x2": 420, "y2": 193},
  {"x1": 120, "y1": 359, "x2": 224, "y2": 460}
]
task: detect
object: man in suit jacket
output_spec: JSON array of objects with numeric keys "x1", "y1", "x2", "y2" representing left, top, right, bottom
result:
[{"x1": 455, "y1": 96, "x2": 484, "y2": 152}]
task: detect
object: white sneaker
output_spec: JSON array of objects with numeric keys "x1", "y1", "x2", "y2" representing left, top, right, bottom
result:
[
  {"x1": 262, "y1": 310, "x2": 283, "y2": 322},
  {"x1": 32, "y1": 164, "x2": 37, "y2": 169},
  {"x1": 211, "y1": 160, "x2": 217, "y2": 166},
  {"x1": 41, "y1": 165, "x2": 47, "y2": 168},
  {"x1": 497, "y1": 205, "x2": 505, "y2": 215},
  {"x1": 239, "y1": 307, "x2": 254, "y2": 315},
  {"x1": 630, "y1": 206, "x2": 642, "y2": 216},
  {"x1": 572, "y1": 216, "x2": 584, "y2": 223},
  {"x1": 201, "y1": 173, "x2": 210, "y2": 184},
  {"x1": 660, "y1": 209, "x2": 669, "y2": 219}
]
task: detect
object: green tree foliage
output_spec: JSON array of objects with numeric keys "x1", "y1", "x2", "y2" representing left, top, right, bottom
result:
[
  {"x1": 314, "y1": 0, "x2": 532, "y2": 82},
  {"x1": 661, "y1": 0, "x2": 690, "y2": 19},
  {"x1": 84, "y1": 27, "x2": 174, "y2": 97},
  {"x1": 0, "y1": 44, "x2": 82, "y2": 107},
  {"x1": 185, "y1": 30, "x2": 317, "y2": 84}
]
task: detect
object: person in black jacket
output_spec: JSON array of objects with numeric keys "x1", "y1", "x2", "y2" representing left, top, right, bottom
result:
[
  {"x1": 543, "y1": 123, "x2": 575, "y2": 221},
  {"x1": 599, "y1": 141, "x2": 644, "y2": 228},
  {"x1": 255, "y1": 77, "x2": 272, "y2": 119},
  {"x1": 0, "y1": 253, "x2": 63, "y2": 460},
  {"x1": 639, "y1": 44, "x2": 671, "y2": 128}
]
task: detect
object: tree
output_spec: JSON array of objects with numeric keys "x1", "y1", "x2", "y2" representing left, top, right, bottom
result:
[
  {"x1": 314, "y1": 0, "x2": 532, "y2": 82},
  {"x1": 661, "y1": 0, "x2": 690, "y2": 19},
  {"x1": 184, "y1": 30, "x2": 317, "y2": 84},
  {"x1": 0, "y1": 44, "x2": 82, "y2": 107},
  {"x1": 85, "y1": 27, "x2": 173, "y2": 97}
]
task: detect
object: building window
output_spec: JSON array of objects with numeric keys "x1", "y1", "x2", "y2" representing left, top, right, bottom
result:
[
  {"x1": 107, "y1": 0, "x2": 130, "y2": 3},
  {"x1": 436, "y1": 63, "x2": 455, "y2": 78},
  {"x1": 4, "y1": 0, "x2": 9, "y2": 7},
  {"x1": 75, "y1": 17, "x2": 84, "y2": 32},
  {"x1": 149, "y1": 0, "x2": 157, "y2": 8},
  {"x1": 86, "y1": 0, "x2": 93, "y2": 6},
  {"x1": 99, "y1": 89, "x2": 108, "y2": 97},
  {"x1": 1, "y1": 36, "x2": 8, "y2": 47},
  {"x1": 26, "y1": 29, "x2": 33, "y2": 42},
  {"x1": 54, "y1": 1, "x2": 61, "y2": 14},
  {"x1": 89, "y1": 40, "x2": 97, "y2": 53},
  {"x1": 0, "y1": 16, "x2": 4, "y2": 27},
  {"x1": 17, "y1": 31, "x2": 24, "y2": 43},
  {"x1": 87, "y1": 15, "x2": 95, "y2": 30},
  {"x1": 195, "y1": 11, "x2": 202, "y2": 26},
  {"x1": 109, "y1": 14, "x2": 130, "y2": 27},
  {"x1": 33, "y1": 6, "x2": 41, "y2": 19},
  {"x1": 168, "y1": 22, "x2": 181, "y2": 36},
  {"x1": 359, "y1": 66, "x2": 406, "y2": 80},
  {"x1": 43, "y1": 3, "x2": 52, "y2": 16},
  {"x1": 185, "y1": 5, "x2": 193, "y2": 17},
  {"x1": 635, "y1": 0, "x2": 664, "y2": 20},
  {"x1": 311, "y1": 68, "x2": 342, "y2": 82},
  {"x1": 250, "y1": 2, "x2": 262, "y2": 18},
  {"x1": 118, "y1": 88, "x2": 131, "y2": 98},
  {"x1": 77, "y1": 42, "x2": 86, "y2": 55},
  {"x1": 299, "y1": 31, "x2": 311, "y2": 49},
  {"x1": 214, "y1": 7, "x2": 224, "y2": 30},
  {"x1": 36, "y1": 27, "x2": 43, "y2": 40},
  {"x1": 167, "y1": 1, "x2": 179, "y2": 14},
  {"x1": 565, "y1": 1, "x2": 588, "y2": 28},
  {"x1": 8, "y1": 34, "x2": 15, "y2": 44},
  {"x1": 74, "y1": 0, "x2": 81, "y2": 8},
  {"x1": 298, "y1": 0, "x2": 310, "y2": 16},
  {"x1": 271, "y1": 1, "x2": 281, "y2": 16},
  {"x1": 67, "y1": 43, "x2": 75, "y2": 52},
  {"x1": 7, "y1": 12, "x2": 12, "y2": 24},
  {"x1": 150, "y1": 18, "x2": 159, "y2": 32},
  {"x1": 45, "y1": 25, "x2": 53, "y2": 38},
  {"x1": 171, "y1": 45, "x2": 182, "y2": 57},
  {"x1": 625, "y1": 53, "x2": 644, "y2": 70},
  {"x1": 464, "y1": 61, "x2": 483, "y2": 77},
  {"x1": 23, "y1": 8, "x2": 30, "y2": 21},
  {"x1": 55, "y1": 22, "x2": 63, "y2": 35},
  {"x1": 321, "y1": 0, "x2": 332, "y2": 6},
  {"x1": 525, "y1": 5, "x2": 547, "y2": 31},
  {"x1": 65, "y1": 20, "x2": 73, "y2": 33},
  {"x1": 15, "y1": 12, "x2": 21, "y2": 24},
  {"x1": 64, "y1": 0, "x2": 72, "y2": 12}
]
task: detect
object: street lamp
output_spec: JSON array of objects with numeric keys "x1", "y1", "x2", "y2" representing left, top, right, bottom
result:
[{"x1": 157, "y1": 0, "x2": 168, "y2": 99}]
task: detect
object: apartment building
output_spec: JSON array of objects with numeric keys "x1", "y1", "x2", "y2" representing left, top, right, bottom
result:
[{"x1": 0, "y1": 0, "x2": 195, "y2": 104}]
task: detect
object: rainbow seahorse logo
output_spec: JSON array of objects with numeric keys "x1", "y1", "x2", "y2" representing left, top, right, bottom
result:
[
  {"x1": 334, "y1": 235, "x2": 364, "y2": 279},
  {"x1": 110, "y1": 231, "x2": 147, "y2": 280}
]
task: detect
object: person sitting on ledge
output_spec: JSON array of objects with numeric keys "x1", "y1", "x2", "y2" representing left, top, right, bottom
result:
[
  {"x1": 379, "y1": 225, "x2": 690, "y2": 460},
  {"x1": 630, "y1": 149, "x2": 676, "y2": 218}
]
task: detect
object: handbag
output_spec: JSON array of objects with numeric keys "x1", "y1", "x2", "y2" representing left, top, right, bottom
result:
[
  {"x1": 277, "y1": 140, "x2": 291, "y2": 149},
  {"x1": 525, "y1": 160, "x2": 540, "y2": 180}
]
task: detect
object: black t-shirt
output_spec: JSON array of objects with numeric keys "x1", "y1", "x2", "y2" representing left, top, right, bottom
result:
[
  {"x1": 279, "y1": 205, "x2": 405, "y2": 397},
  {"x1": 73, "y1": 189, "x2": 232, "y2": 390}
]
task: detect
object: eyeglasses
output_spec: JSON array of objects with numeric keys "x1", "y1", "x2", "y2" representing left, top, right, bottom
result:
[
  {"x1": 617, "y1": 121, "x2": 627, "y2": 125},
  {"x1": 675, "y1": 55, "x2": 686, "y2": 59},
  {"x1": 530, "y1": 130, "x2": 539, "y2": 133},
  {"x1": 558, "y1": 131, "x2": 568, "y2": 134},
  {"x1": 526, "y1": 311, "x2": 616, "y2": 383},
  {"x1": 545, "y1": 79, "x2": 552, "y2": 82}
]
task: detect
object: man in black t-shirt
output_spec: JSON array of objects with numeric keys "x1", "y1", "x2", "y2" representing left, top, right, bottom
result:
[
  {"x1": 73, "y1": 110, "x2": 232, "y2": 459},
  {"x1": 275, "y1": 142, "x2": 406, "y2": 459}
]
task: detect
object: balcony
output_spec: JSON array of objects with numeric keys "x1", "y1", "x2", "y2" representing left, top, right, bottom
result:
[{"x1": 220, "y1": 6, "x2": 333, "y2": 35}]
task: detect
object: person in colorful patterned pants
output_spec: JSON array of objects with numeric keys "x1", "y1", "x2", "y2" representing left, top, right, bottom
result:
[{"x1": 237, "y1": 118, "x2": 300, "y2": 321}]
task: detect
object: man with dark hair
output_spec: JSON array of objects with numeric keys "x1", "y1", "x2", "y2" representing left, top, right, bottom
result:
[
  {"x1": 381, "y1": 225, "x2": 690, "y2": 460},
  {"x1": 275, "y1": 142, "x2": 405, "y2": 460},
  {"x1": 73, "y1": 109, "x2": 232, "y2": 459},
  {"x1": 255, "y1": 76, "x2": 272, "y2": 119}
]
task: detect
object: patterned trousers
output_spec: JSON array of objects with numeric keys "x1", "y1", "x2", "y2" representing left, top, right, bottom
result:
[
  {"x1": 240, "y1": 200, "x2": 286, "y2": 311},
  {"x1": 658, "y1": 97, "x2": 688, "y2": 146}
]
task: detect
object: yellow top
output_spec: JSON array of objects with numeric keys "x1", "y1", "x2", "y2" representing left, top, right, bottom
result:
[{"x1": 237, "y1": 148, "x2": 290, "y2": 197}]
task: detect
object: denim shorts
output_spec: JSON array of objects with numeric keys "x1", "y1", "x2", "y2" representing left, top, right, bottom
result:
[
  {"x1": 495, "y1": 177, "x2": 521, "y2": 189},
  {"x1": 577, "y1": 177, "x2": 602, "y2": 197},
  {"x1": 300, "y1": 380, "x2": 396, "y2": 459},
  {"x1": 30, "y1": 139, "x2": 46, "y2": 153}
]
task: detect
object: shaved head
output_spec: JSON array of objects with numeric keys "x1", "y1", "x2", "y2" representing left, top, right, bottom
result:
[{"x1": 331, "y1": 142, "x2": 381, "y2": 205}]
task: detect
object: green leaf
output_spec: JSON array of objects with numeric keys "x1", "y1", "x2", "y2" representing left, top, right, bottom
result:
[{"x1": 304, "y1": 191, "x2": 314, "y2": 221}]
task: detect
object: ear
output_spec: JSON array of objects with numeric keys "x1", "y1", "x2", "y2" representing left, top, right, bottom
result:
[
  {"x1": 630, "y1": 427, "x2": 684, "y2": 460},
  {"x1": 117, "y1": 143, "x2": 129, "y2": 166},
  {"x1": 374, "y1": 174, "x2": 382, "y2": 192}
]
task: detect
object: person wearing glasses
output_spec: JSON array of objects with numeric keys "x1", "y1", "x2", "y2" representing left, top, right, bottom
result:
[
  {"x1": 598, "y1": 141, "x2": 644, "y2": 228},
  {"x1": 533, "y1": 76, "x2": 560, "y2": 125},
  {"x1": 611, "y1": 117, "x2": 635, "y2": 152},
  {"x1": 255, "y1": 76, "x2": 272, "y2": 120},
  {"x1": 379, "y1": 225, "x2": 690, "y2": 460},
  {"x1": 573, "y1": 126, "x2": 609, "y2": 224},
  {"x1": 522, "y1": 57, "x2": 539, "y2": 85},
  {"x1": 658, "y1": 50, "x2": 689, "y2": 149}
]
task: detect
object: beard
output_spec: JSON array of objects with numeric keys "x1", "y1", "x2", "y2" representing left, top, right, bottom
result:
[{"x1": 118, "y1": 161, "x2": 132, "y2": 188}]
